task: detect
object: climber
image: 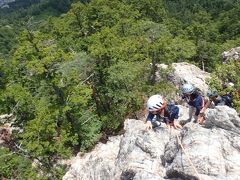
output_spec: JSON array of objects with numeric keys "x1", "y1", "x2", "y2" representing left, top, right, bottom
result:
[
  {"x1": 222, "y1": 82, "x2": 237, "y2": 103},
  {"x1": 200, "y1": 88, "x2": 233, "y2": 114},
  {"x1": 181, "y1": 83, "x2": 205, "y2": 124},
  {"x1": 145, "y1": 94, "x2": 182, "y2": 130}
]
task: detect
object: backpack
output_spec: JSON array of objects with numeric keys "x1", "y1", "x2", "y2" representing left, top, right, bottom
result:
[{"x1": 164, "y1": 104, "x2": 179, "y2": 122}]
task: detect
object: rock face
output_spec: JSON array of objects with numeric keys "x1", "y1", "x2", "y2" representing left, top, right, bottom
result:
[
  {"x1": 63, "y1": 106, "x2": 240, "y2": 180},
  {"x1": 0, "y1": 114, "x2": 14, "y2": 146},
  {"x1": 156, "y1": 62, "x2": 211, "y2": 95},
  {"x1": 166, "y1": 106, "x2": 240, "y2": 180},
  {"x1": 222, "y1": 47, "x2": 240, "y2": 62},
  {"x1": 63, "y1": 136, "x2": 121, "y2": 180}
]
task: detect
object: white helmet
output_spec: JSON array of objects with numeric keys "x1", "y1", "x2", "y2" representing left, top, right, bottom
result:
[
  {"x1": 181, "y1": 83, "x2": 195, "y2": 94},
  {"x1": 228, "y1": 82, "x2": 234, "y2": 87},
  {"x1": 147, "y1": 95, "x2": 165, "y2": 111}
]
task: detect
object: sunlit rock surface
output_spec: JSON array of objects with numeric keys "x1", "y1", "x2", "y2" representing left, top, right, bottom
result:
[
  {"x1": 63, "y1": 105, "x2": 240, "y2": 180},
  {"x1": 156, "y1": 62, "x2": 210, "y2": 95}
]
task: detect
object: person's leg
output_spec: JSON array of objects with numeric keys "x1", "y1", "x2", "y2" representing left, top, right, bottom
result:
[
  {"x1": 189, "y1": 106, "x2": 198, "y2": 123},
  {"x1": 188, "y1": 106, "x2": 194, "y2": 122},
  {"x1": 193, "y1": 115, "x2": 198, "y2": 123},
  {"x1": 197, "y1": 111, "x2": 205, "y2": 124}
]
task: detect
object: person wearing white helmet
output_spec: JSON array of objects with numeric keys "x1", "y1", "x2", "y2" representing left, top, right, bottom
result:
[
  {"x1": 145, "y1": 94, "x2": 182, "y2": 130},
  {"x1": 181, "y1": 83, "x2": 205, "y2": 124}
]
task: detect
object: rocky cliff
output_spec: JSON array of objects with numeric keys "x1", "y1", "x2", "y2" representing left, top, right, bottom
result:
[
  {"x1": 63, "y1": 62, "x2": 240, "y2": 180},
  {"x1": 156, "y1": 62, "x2": 211, "y2": 94},
  {"x1": 63, "y1": 106, "x2": 240, "y2": 180},
  {"x1": 222, "y1": 47, "x2": 240, "y2": 62}
]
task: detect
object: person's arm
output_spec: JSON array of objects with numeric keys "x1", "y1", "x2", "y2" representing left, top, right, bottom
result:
[
  {"x1": 145, "y1": 113, "x2": 154, "y2": 130},
  {"x1": 170, "y1": 106, "x2": 182, "y2": 129},
  {"x1": 200, "y1": 99, "x2": 212, "y2": 114},
  {"x1": 195, "y1": 96, "x2": 205, "y2": 124},
  {"x1": 182, "y1": 94, "x2": 191, "y2": 104},
  {"x1": 194, "y1": 96, "x2": 203, "y2": 116},
  {"x1": 146, "y1": 113, "x2": 154, "y2": 122}
]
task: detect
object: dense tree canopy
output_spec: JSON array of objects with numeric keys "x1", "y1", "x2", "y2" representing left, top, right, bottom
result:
[{"x1": 0, "y1": 0, "x2": 239, "y2": 178}]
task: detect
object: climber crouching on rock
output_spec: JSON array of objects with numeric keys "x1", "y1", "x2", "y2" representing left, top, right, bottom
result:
[
  {"x1": 199, "y1": 88, "x2": 233, "y2": 123},
  {"x1": 145, "y1": 94, "x2": 182, "y2": 130},
  {"x1": 181, "y1": 83, "x2": 205, "y2": 124}
]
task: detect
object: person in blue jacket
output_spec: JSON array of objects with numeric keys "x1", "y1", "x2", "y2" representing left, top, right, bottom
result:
[
  {"x1": 145, "y1": 94, "x2": 182, "y2": 130},
  {"x1": 208, "y1": 89, "x2": 232, "y2": 106},
  {"x1": 201, "y1": 88, "x2": 233, "y2": 110},
  {"x1": 199, "y1": 88, "x2": 234, "y2": 124},
  {"x1": 181, "y1": 83, "x2": 205, "y2": 124}
]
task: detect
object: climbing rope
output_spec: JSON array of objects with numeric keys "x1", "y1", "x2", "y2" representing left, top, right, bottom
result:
[{"x1": 176, "y1": 134, "x2": 202, "y2": 180}]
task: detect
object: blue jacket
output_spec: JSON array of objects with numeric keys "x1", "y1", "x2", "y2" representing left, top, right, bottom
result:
[
  {"x1": 188, "y1": 95, "x2": 204, "y2": 116},
  {"x1": 146, "y1": 104, "x2": 179, "y2": 123},
  {"x1": 213, "y1": 95, "x2": 232, "y2": 107}
]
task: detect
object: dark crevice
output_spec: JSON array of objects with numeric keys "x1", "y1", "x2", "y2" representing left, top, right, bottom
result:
[
  {"x1": 120, "y1": 170, "x2": 136, "y2": 180},
  {"x1": 166, "y1": 170, "x2": 198, "y2": 180}
]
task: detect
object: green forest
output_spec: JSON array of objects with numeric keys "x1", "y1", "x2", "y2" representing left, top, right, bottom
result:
[{"x1": 0, "y1": 0, "x2": 239, "y2": 178}]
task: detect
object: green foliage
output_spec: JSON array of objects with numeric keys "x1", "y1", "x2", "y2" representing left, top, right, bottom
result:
[
  {"x1": 56, "y1": 52, "x2": 102, "y2": 150},
  {"x1": 146, "y1": 65, "x2": 178, "y2": 99},
  {"x1": 1, "y1": 0, "x2": 240, "y2": 177},
  {"x1": 19, "y1": 98, "x2": 76, "y2": 171},
  {"x1": 208, "y1": 60, "x2": 240, "y2": 112},
  {"x1": 2, "y1": 15, "x2": 102, "y2": 177},
  {"x1": 0, "y1": 148, "x2": 38, "y2": 179},
  {"x1": 220, "y1": 38, "x2": 240, "y2": 53},
  {"x1": 13, "y1": 30, "x2": 71, "y2": 78},
  {"x1": 104, "y1": 61, "x2": 146, "y2": 129},
  {"x1": 0, "y1": 26, "x2": 17, "y2": 58},
  {"x1": 163, "y1": 0, "x2": 236, "y2": 23},
  {"x1": 0, "y1": 57, "x2": 12, "y2": 114},
  {"x1": 69, "y1": 0, "x2": 139, "y2": 35},
  {"x1": 0, "y1": 0, "x2": 75, "y2": 57},
  {"x1": 3, "y1": 84, "x2": 35, "y2": 126},
  {"x1": 148, "y1": 81, "x2": 178, "y2": 102},
  {"x1": 192, "y1": 40, "x2": 222, "y2": 71},
  {"x1": 0, "y1": 58, "x2": 7, "y2": 89},
  {"x1": 162, "y1": 36, "x2": 196, "y2": 63},
  {"x1": 218, "y1": 2, "x2": 240, "y2": 41},
  {"x1": 123, "y1": 0, "x2": 167, "y2": 22},
  {"x1": 58, "y1": 52, "x2": 94, "y2": 82}
]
